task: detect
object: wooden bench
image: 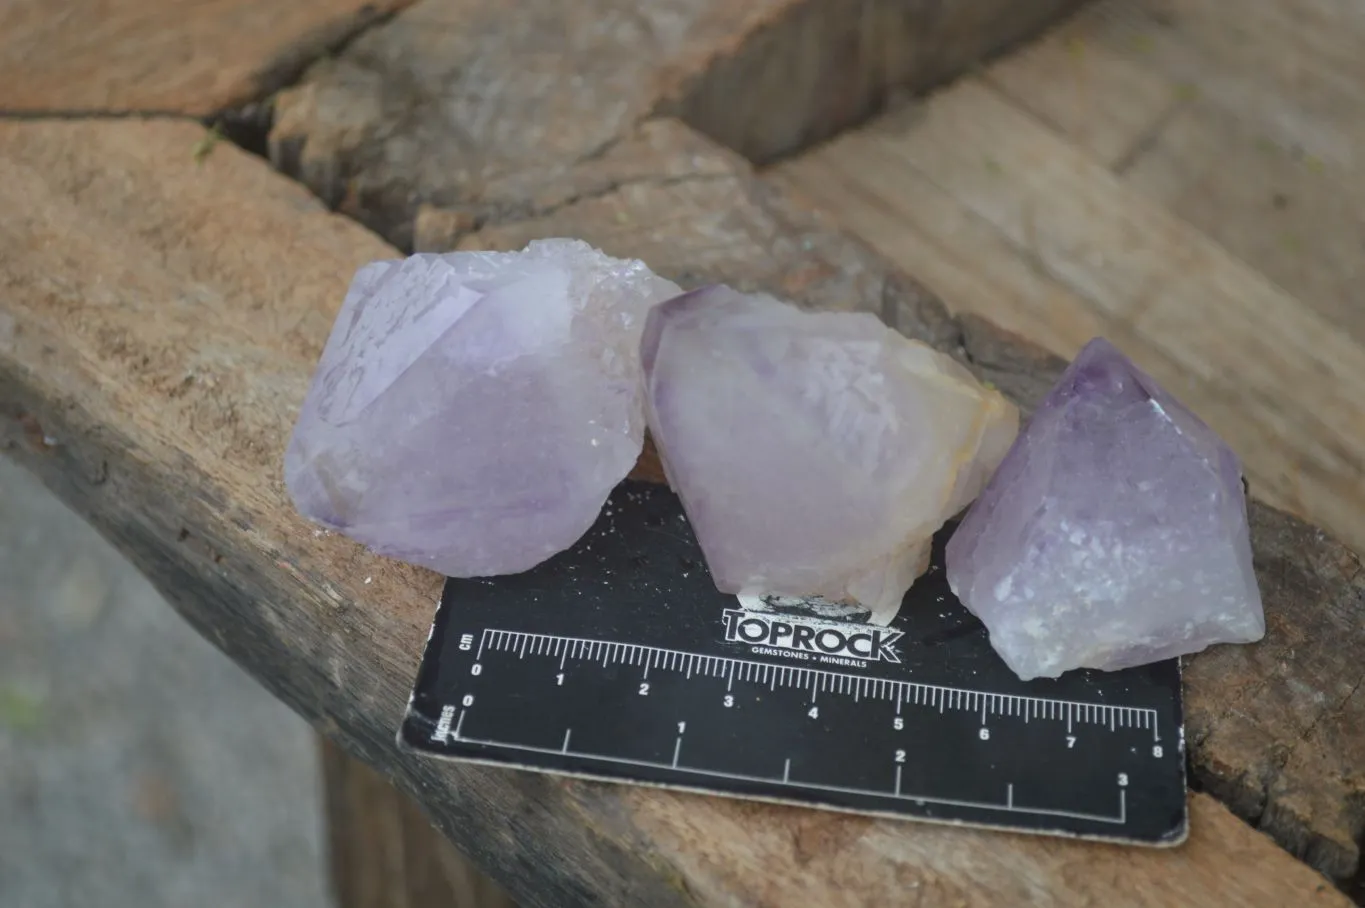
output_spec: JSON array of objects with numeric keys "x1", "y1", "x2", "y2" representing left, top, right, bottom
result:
[{"x1": 1, "y1": 1, "x2": 1360, "y2": 905}]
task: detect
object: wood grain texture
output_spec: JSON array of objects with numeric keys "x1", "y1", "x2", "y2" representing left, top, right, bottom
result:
[
  {"x1": 268, "y1": 0, "x2": 1085, "y2": 249},
  {"x1": 658, "y1": 0, "x2": 1089, "y2": 164},
  {"x1": 0, "y1": 116, "x2": 1356, "y2": 907},
  {"x1": 0, "y1": 0, "x2": 413, "y2": 114},
  {"x1": 775, "y1": 83, "x2": 1365, "y2": 563},
  {"x1": 983, "y1": 0, "x2": 1365, "y2": 348},
  {"x1": 322, "y1": 738, "x2": 517, "y2": 908},
  {"x1": 772, "y1": 13, "x2": 1365, "y2": 882}
]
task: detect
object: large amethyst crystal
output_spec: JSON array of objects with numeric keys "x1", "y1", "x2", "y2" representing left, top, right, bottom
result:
[
  {"x1": 945, "y1": 338, "x2": 1264, "y2": 679},
  {"x1": 284, "y1": 239, "x2": 680, "y2": 576}
]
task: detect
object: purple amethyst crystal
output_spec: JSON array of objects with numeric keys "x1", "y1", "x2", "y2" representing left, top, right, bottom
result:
[
  {"x1": 945, "y1": 337, "x2": 1264, "y2": 679},
  {"x1": 643, "y1": 285, "x2": 1017, "y2": 624},
  {"x1": 284, "y1": 239, "x2": 680, "y2": 576}
]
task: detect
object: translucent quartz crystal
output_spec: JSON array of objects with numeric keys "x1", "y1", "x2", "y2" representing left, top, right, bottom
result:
[
  {"x1": 945, "y1": 338, "x2": 1265, "y2": 680},
  {"x1": 284, "y1": 239, "x2": 681, "y2": 576},
  {"x1": 642, "y1": 286, "x2": 1018, "y2": 624}
]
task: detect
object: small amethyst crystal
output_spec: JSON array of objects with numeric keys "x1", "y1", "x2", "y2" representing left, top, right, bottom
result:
[
  {"x1": 945, "y1": 337, "x2": 1264, "y2": 680},
  {"x1": 284, "y1": 239, "x2": 680, "y2": 576},
  {"x1": 642, "y1": 285, "x2": 1018, "y2": 624}
]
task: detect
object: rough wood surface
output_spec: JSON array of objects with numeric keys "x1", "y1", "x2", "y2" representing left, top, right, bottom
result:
[
  {"x1": 0, "y1": 116, "x2": 1356, "y2": 907},
  {"x1": 774, "y1": 82, "x2": 1365, "y2": 563},
  {"x1": 322, "y1": 738, "x2": 516, "y2": 908},
  {"x1": 0, "y1": 0, "x2": 413, "y2": 114},
  {"x1": 268, "y1": 0, "x2": 1085, "y2": 248},
  {"x1": 772, "y1": 7, "x2": 1365, "y2": 881},
  {"x1": 983, "y1": 0, "x2": 1365, "y2": 348}
]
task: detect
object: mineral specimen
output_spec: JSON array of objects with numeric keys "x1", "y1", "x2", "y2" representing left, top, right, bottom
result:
[
  {"x1": 284, "y1": 239, "x2": 681, "y2": 576},
  {"x1": 642, "y1": 286, "x2": 1018, "y2": 625},
  {"x1": 945, "y1": 338, "x2": 1264, "y2": 680}
]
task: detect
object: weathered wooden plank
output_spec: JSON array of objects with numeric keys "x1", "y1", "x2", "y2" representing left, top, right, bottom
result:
[
  {"x1": 268, "y1": 0, "x2": 1085, "y2": 248},
  {"x1": 0, "y1": 0, "x2": 413, "y2": 114},
  {"x1": 775, "y1": 79, "x2": 1365, "y2": 881},
  {"x1": 776, "y1": 78, "x2": 1365, "y2": 577},
  {"x1": 978, "y1": 0, "x2": 1365, "y2": 348},
  {"x1": 0, "y1": 117, "x2": 1356, "y2": 906}
]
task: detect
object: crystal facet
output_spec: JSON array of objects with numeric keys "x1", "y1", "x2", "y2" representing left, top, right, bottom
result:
[
  {"x1": 642, "y1": 286, "x2": 1018, "y2": 624},
  {"x1": 945, "y1": 338, "x2": 1264, "y2": 680},
  {"x1": 285, "y1": 239, "x2": 681, "y2": 576}
]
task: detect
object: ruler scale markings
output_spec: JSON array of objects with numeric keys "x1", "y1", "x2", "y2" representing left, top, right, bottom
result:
[
  {"x1": 480, "y1": 629, "x2": 1159, "y2": 738},
  {"x1": 414, "y1": 571, "x2": 1182, "y2": 845}
]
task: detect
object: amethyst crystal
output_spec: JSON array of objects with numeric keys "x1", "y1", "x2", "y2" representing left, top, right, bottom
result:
[
  {"x1": 284, "y1": 239, "x2": 680, "y2": 576},
  {"x1": 945, "y1": 338, "x2": 1264, "y2": 679},
  {"x1": 642, "y1": 286, "x2": 1018, "y2": 624}
]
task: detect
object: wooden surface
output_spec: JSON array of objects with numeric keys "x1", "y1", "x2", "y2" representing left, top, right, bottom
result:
[
  {"x1": 268, "y1": 0, "x2": 1085, "y2": 248},
  {"x1": 1, "y1": 0, "x2": 1361, "y2": 904},
  {"x1": 322, "y1": 738, "x2": 516, "y2": 908},
  {"x1": 773, "y1": 0, "x2": 1365, "y2": 885},
  {"x1": 0, "y1": 0, "x2": 413, "y2": 114},
  {"x1": 0, "y1": 113, "x2": 1355, "y2": 908}
]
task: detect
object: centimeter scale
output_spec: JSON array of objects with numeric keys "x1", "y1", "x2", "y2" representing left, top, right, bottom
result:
[{"x1": 401, "y1": 481, "x2": 1187, "y2": 845}]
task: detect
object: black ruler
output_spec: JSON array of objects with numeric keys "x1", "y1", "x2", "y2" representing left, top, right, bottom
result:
[{"x1": 400, "y1": 481, "x2": 1187, "y2": 845}]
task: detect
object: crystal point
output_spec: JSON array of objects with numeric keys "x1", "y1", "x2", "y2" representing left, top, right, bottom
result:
[
  {"x1": 642, "y1": 286, "x2": 1018, "y2": 624},
  {"x1": 945, "y1": 338, "x2": 1264, "y2": 680},
  {"x1": 285, "y1": 239, "x2": 681, "y2": 576}
]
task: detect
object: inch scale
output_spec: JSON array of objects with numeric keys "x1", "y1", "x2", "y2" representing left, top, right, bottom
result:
[{"x1": 402, "y1": 481, "x2": 1187, "y2": 845}]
